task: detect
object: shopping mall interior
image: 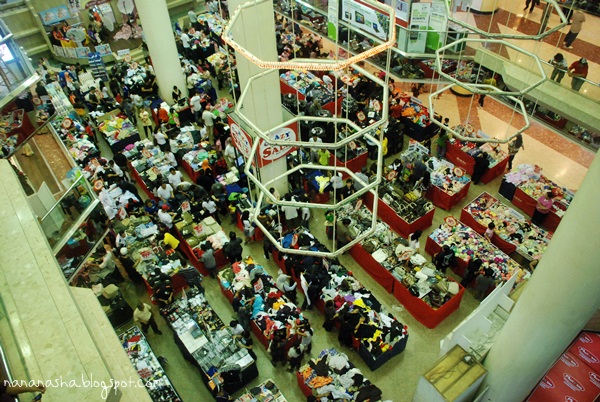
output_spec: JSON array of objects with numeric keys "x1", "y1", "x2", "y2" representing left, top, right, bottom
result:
[{"x1": 0, "y1": 0, "x2": 599, "y2": 401}]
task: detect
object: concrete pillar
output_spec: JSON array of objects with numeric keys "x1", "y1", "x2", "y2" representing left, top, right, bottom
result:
[
  {"x1": 228, "y1": 0, "x2": 288, "y2": 196},
  {"x1": 134, "y1": 0, "x2": 187, "y2": 104},
  {"x1": 480, "y1": 153, "x2": 600, "y2": 401}
]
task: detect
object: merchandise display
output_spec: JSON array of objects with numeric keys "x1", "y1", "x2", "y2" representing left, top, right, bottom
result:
[
  {"x1": 461, "y1": 192, "x2": 551, "y2": 260},
  {"x1": 426, "y1": 157, "x2": 472, "y2": 210},
  {"x1": 161, "y1": 289, "x2": 258, "y2": 394},
  {"x1": 274, "y1": 227, "x2": 409, "y2": 370},
  {"x1": 180, "y1": 144, "x2": 218, "y2": 182},
  {"x1": 197, "y1": 11, "x2": 227, "y2": 37},
  {"x1": 445, "y1": 126, "x2": 509, "y2": 184},
  {"x1": 297, "y1": 348, "x2": 384, "y2": 399},
  {"x1": 235, "y1": 379, "x2": 287, "y2": 402},
  {"x1": 45, "y1": 81, "x2": 74, "y2": 117},
  {"x1": 398, "y1": 96, "x2": 431, "y2": 128},
  {"x1": 365, "y1": 182, "x2": 435, "y2": 238},
  {"x1": 567, "y1": 125, "x2": 600, "y2": 150},
  {"x1": 127, "y1": 139, "x2": 174, "y2": 199},
  {"x1": 0, "y1": 109, "x2": 27, "y2": 154},
  {"x1": 50, "y1": 116, "x2": 100, "y2": 164},
  {"x1": 97, "y1": 112, "x2": 141, "y2": 152},
  {"x1": 503, "y1": 164, "x2": 575, "y2": 232},
  {"x1": 336, "y1": 203, "x2": 463, "y2": 328},
  {"x1": 218, "y1": 257, "x2": 312, "y2": 349},
  {"x1": 302, "y1": 169, "x2": 331, "y2": 203},
  {"x1": 426, "y1": 217, "x2": 524, "y2": 282},
  {"x1": 174, "y1": 213, "x2": 229, "y2": 275},
  {"x1": 120, "y1": 326, "x2": 182, "y2": 401},
  {"x1": 280, "y1": 70, "x2": 341, "y2": 113},
  {"x1": 419, "y1": 59, "x2": 457, "y2": 78}
]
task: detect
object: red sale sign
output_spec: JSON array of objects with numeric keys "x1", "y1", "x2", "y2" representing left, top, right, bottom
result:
[{"x1": 227, "y1": 115, "x2": 298, "y2": 167}]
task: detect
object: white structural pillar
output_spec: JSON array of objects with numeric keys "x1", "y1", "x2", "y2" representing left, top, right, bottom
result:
[
  {"x1": 480, "y1": 153, "x2": 600, "y2": 401},
  {"x1": 134, "y1": 0, "x2": 187, "y2": 104},
  {"x1": 228, "y1": 0, "x2": 288, "y2": 196}
]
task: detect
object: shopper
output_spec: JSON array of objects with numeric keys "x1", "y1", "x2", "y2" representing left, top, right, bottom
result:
[
  {"x1": 335, "y1": 218, "x2": 353, "y2": 249},
  {"x1": 178, "y1": 259, "x2": 204, "y2": 293},
  {"x1": 0, "y1": 379, "x2": 45, "y2": 399},
  {"x1": 268, "y1": 332, "x2": 286, "y2": 367},
  {"x1": 199, "y1": 243, "x2": 217, "y2": 278},
  {"x1": 461, "y1": 258, "x2": 483, "y2": 288},
  {"x1": 563, "y1": 10, "x2": 586, "y2": 49},
  {"x1": 339, "y1": 179, "x2": 355, "y2": 201},
  {"x1": 139, "y1": 107, "x2": 153, "y2": 138},
  {"x1": 472, "y1": 152, "x2": 490, "y2": 184},
  {"x1": 287, "y1": 345, "x2": 303, "y2": 373},
  {"x1": 532, "y1": 191, "x2": 554, "y2": 227},
  {"x1": 157, "y1": 204, "x2": 174, "y2": 229},
  {"x1": 308, "y1": 132, "x2": 322, "y2": 163},
  {"x1": 202, "y1": 104, "x2": 216, "y2": 141},
  {"x1": 156, "y1": 181, "x2": 175, "y2": 205},
  {"x1": 167, "y1": 167, "x2": 183, "y2": 187},
  {"x1": 134, "y1": 302, "x2": 163, "y2": 335},
  {"x1": 203, "y1": 196, "x2": 221, "y2": 224},
  {"x1": 568, "y1": 58, "x2": 588, "y2": 92},
  {"x1": 484, "y1": 222, "x2": 495, "y2": 241},
  {"x1": 433, "y1": 245, "x2": 455, "y2": 274},
  {"x1": 229, "y1": 320, "x2": 244, "y2": 335},
  {"x1": 475, "y1": 269, "x2": 495, "y2": 301},
  {"x1": 241, "y1": 210, "x2": 255, "y2": 244},
  {"x1": 189, "y1": 91, "x2": 203, "y2": 123},
  {"x1": 235, "y1": 330, "x2": 256, "y2": 360},
  {"x1": 550, "y1": 53, "x2": 568, "y2": 83},
  {"x1": 524, "y1": 0, "x2": 539, "y2": 12},
  {"x1": 297, "y1": 325, "x2": 313, "y2": 354},
  {"x1": 507, "y1": 134, "x2": 524, "y2": 170},
  {"x1": 322, "y1": 299, "x2": 337, "y2": 331},
  {"x1": 153, "y1": 126, "x2": 169, "y2": 151},
  {"x1": 318, "y1": 148, "x2": 330, "y2": 166},
  {"x1": 408, "y1": 230, "x2": 422, "y2": 253},
  {"x1": 436, "y1": 129, "x2": 450, "y2": 159},
  {"x1": 223, "y1": 232, "x2": 244, "y2": 263}
]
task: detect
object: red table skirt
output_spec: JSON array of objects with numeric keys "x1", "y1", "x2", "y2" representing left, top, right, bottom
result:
[
  {"x1": 351, "y1": 244, "x2": 464, "y2": 328},
  {"x1": 425, "y1": 236, "x2": 468, "y2": 277},
  {"x1": 348, "y1": 244, "x2": 395, "y2": 293},
  {"x1": 129, "y1": 162, "x2": 156, "y2": 200},
  {"x1": 296, "y1": 371, "x2": 312, "y2": 397},
  {"x1": 364, "y1": 192, "x2": 435, "y2": 238},
  {"x1": 426, "y1": 181, "x2": 471, "y2": 211},
  {"x1": 512, "y1": 187, "x2": 561, "y2": 232},
  {"x1": 330, "y1": 153, "x2": 368, "y2": 180},
  {"x1": 392, "y1": 277, "x2": 465, "y2": 329},
  {"x1": 459, "y1": 209, "x2": 517, "y2": 255},
  {"x1": 180, "y1": 159, "x2": 199, "y2": 183},
  {"x1": 446, "y1": 143, "x2": 509, "y2": 185}
]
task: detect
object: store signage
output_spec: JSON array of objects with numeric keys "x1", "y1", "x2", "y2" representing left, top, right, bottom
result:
[
  {"x1": 82, "y1": 0, "x2": 112, "y2": 9},
  {"x1": 341, "y1": 0, "x2": 390, "y2": 41},
  {"x1": 328, "y1": 0, "x2": 339, "y2": 40},
  {"x1": 384, "y1": 0, "x2": 409, "y2": 25},
  {"x1": 228, "y1": 116, "x2": 298, "y2": 168},
  {"x1": 39, "y1": 6, "x2": 71, "y2": 26}
]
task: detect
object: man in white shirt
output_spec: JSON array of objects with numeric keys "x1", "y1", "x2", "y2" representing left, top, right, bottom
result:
[
  {"x1": 224, "y1": 138, "x2": 237, "y2": 167},
  {"x1": 157, "y1": 204, "x2": 174, "y2": 228},
  {"x1": 156, "y1": 182, "x2": 174, "y2": 202},
  {"x1": 164, "y1": 150, "x2": 177, "y2": 167},
  {"x1": 180, "y1": 29, "x2": 191, "y2": 57},
  {"x1": 187, "y1": 9, "x2": 197, "y2": 24},
  {"x1": 167, "y1": 168, "x2": 183, "y2": 187},
  {"x1": 189, "y1": 91, "x2": 202, "y2": 123},
  {"x1": 202, "y1": 105, "x2": 215, "y2": 141},
  {"x1": 153, "y1": 129, "x2": 168, "y2": 151},
  {"x1": 133, "y1": 303, "x2": 163, "y2": 334}
]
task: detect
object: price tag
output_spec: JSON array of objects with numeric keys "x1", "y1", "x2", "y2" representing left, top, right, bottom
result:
[{"x1": 181, "y1": 201, "x2": 191, "y2": 213}]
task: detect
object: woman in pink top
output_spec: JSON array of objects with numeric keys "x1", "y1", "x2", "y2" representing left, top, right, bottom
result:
[{"x1": 532, "y1": 191, "x2": 553, "y2": 227}]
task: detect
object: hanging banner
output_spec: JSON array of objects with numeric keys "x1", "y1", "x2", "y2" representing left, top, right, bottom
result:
[
  {"x1": 341, "y1": 0, "x2": 390, "y2": 41},
  {"x1": 39, "y1": 6, "x2": 71, "y2": 26},
  {"x1": 384, "y1": 0, "x2": 410, "y2": 25},
  {"x1": 227, "y1": 115, "x2": 298, "y2": 168},
  {"x1": 327, "y1": 0, "x2": 339, "y2": 40}
]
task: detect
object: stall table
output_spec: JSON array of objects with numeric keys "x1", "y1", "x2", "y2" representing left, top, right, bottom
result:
[
  {"x1": 512, "y1": 187, "x2": 563, "y2": 232},
  {"x1": 350, "y1": 243, "x2": 465, "y2": 329},
  {"x1": 235, "y1": 379, "x2": 287, "y2": 401},
  {"x1": 445, "y1": 140, "x2": 509, "y2": 184},
  {"x1": 279, "y1": 70, "x2": 343, "y2": 115},
  {"x1": 329, "y1": 151, "x2": 368, "y2": 180},
  {"x1": 426, "y1": 181, "x2": 471, "y2": 211},
  {"x1": 364, "y1": 191, "x2": 435, "y2": 238}
]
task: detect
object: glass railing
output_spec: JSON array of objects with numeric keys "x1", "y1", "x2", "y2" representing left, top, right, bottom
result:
[{"x1": 39, "y1": 173, "x2": 96, "y2": 250}]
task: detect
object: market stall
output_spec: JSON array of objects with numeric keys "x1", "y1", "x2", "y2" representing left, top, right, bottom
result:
[
  {"x1": 425, "y1": 157, "x2": 471, "y2": 211},
  {"x1": 397, "y1": 96, "x2": 438, "y2": 142},
  {"x1": 303, "y1": 169, "x2": 330, "y2": 204},
  {"x1": 160, "y1": 289, "x2": 258, "y2": 394},
  {"x1": 296, "y1": 348, "x2": 385, "y2": 398},
  {"x1": 51, "y1": 116, "x2": 99, "y2": 166},
  {"x1": 218, "y1": 257, "x2": 312, "y2": 350},
  {"x1": 119, "y1": 326, "x2": 182, "y2": 401},
  {"x1": 173, "y1": 213, "x2": 229, "y2": 275},
  {"x1": 426, "y1": 216, "x2": 524, "y2": 282},
  {"x1": 235, "y1": 380, "x2": 288, "y2": 402},
  {"x1": 180, "y1": 144, "x2": 218, "y2": 182},
  {"x1": 126, "y1": 140, "x2": 174, "y2": 199},
  {"x1": 0, "y1": 108, "x2": 35, "y2": 155},
  {"x1": 280, "y1": 70, "x2": 343, "y2": 115},
  {"x1": 364, "y1": 184, "x2": 435, "y2": 238},
  {"x1": 502, "y1": 165, "x2": 574, "y2": 232},
  {"x1": 273, "y1": 227, "x2": 409, "y2": 370},
  {"x1": 337, "y1": 204, "x2": 464, "y2": 328},
  {"x1": 444, "y1": 127, "x2": 509, "y2": 184},
  {"x1": 96, "y1": 110, "x2": 141, "y2": 153},
  {"x1": 460, "y1": 192, "x2": 551, "y2": 261},
  {"x1": 419, "y1": 59, "x2": 458, "y2": 79}
]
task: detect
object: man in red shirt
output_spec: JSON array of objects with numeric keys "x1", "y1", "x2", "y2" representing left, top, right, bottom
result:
[{"x1": 568, "y1": 58, "x2": 588, "y2": 92}]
